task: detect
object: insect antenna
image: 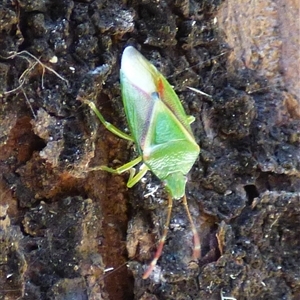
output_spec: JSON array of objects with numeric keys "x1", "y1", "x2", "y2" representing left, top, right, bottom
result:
[
  {"x1": 182, "y1": 194, "x2": 201, "y2": 259},
  {"x1": 142, "y1": 194, "x2": 201, "y2": 279},
  {"x1": 142, "y1": 193, "x2": 173, "y2": 279}
]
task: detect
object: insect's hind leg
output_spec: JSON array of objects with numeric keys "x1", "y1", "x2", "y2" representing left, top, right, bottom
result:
[{"x1": 127, "y1": 163, "x2": 149, "y2": 187}]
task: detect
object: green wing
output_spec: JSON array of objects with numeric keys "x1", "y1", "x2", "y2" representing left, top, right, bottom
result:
[
  {"x1": 142, "y1": 97, "x2": 199, "y2": 178},
  {"x1": 120, "y1": 46, "x2": 195, "y2": 153}
]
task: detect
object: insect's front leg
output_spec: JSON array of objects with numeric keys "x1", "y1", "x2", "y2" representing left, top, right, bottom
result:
[{"x1": 81, "y1": 98, "x2": 134, "y2": 142}]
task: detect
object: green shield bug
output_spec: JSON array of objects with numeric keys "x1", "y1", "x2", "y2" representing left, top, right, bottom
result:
[{"x1": 83, "y1": 46, "x2": 201, "y2": 279}]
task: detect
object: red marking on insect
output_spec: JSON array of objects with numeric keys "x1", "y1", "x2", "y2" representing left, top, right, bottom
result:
[{"x1": 157, "y1": 78, "x2": 164, "y2": 97}]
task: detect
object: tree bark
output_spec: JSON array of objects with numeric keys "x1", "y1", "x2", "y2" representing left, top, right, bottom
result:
[{"x1": 0, "y1": 0, "x2": 299, "y2": 299}]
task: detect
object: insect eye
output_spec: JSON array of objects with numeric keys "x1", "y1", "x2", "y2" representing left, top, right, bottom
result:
[{"x1": 151, "y1": 92, "x2": 160, "y2": 100}]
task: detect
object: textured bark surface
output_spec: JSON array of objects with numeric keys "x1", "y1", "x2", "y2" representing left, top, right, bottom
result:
[{"x1": 0, "y1": 0, "x2": 299, "y2": 299}]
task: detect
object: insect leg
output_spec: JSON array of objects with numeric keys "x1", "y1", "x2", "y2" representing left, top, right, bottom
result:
[
  {"x1": 88, "y1": 156, "x2": 142, "y2": 174},
  {"x1": 182, "y1": 194, "x2": 201, "y2": 259},
  {"x1": 187, "y1": 115, "x2": 196, "y2": 124},
  {"x1": 142, "y1": 193, "x2": 173, "y2": 279},
  {"x1": 88, "y1": 156, "x2": 151, "y2": 189},
  {"x1": 83, "y1": 99, "x2": 134, "y2": 141},
  {"x1": 127, "y1": 164, "x2": 149, "y2": 188}
]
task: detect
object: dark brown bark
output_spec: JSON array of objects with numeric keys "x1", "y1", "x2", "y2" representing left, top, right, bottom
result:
[{"x1": 0, "y1": 0, "x2": 299, "y2": 299}]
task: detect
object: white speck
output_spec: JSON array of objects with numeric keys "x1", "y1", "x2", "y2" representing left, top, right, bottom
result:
[
  {"x1": 49, "y1": 56, "x2": 58, "y2": 64},
  {"x1": 104, "y1": 267, "x2": 114, "y2": 273},
  {"x1": 224, "y1": 190, "x2": 232, "y2": 196},
  {"x1": 144, "y1": 185, "x2": 159, "y2": 198},
  {"x1": 220, "y1": 289, "x2": 237, "y2": 300}
]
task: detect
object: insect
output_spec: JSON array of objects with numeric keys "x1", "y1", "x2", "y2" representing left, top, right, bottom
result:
[{"x1": 83, "y1": 46, "x2": 201, "y2": 279}]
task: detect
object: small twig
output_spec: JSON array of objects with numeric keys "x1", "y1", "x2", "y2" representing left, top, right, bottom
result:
[
  {"x1": 21, "y1": 87, "x2": 36, "y2": 118},
  {"x1": 1, "y1": 50, "x2": 69, "y2": 95},
  {"x1": 186, "y1": 86, "x2": 213, "y2": 99},
  {"x1": 1, "y1": 50, "x2": 69, "y2": 118}
]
